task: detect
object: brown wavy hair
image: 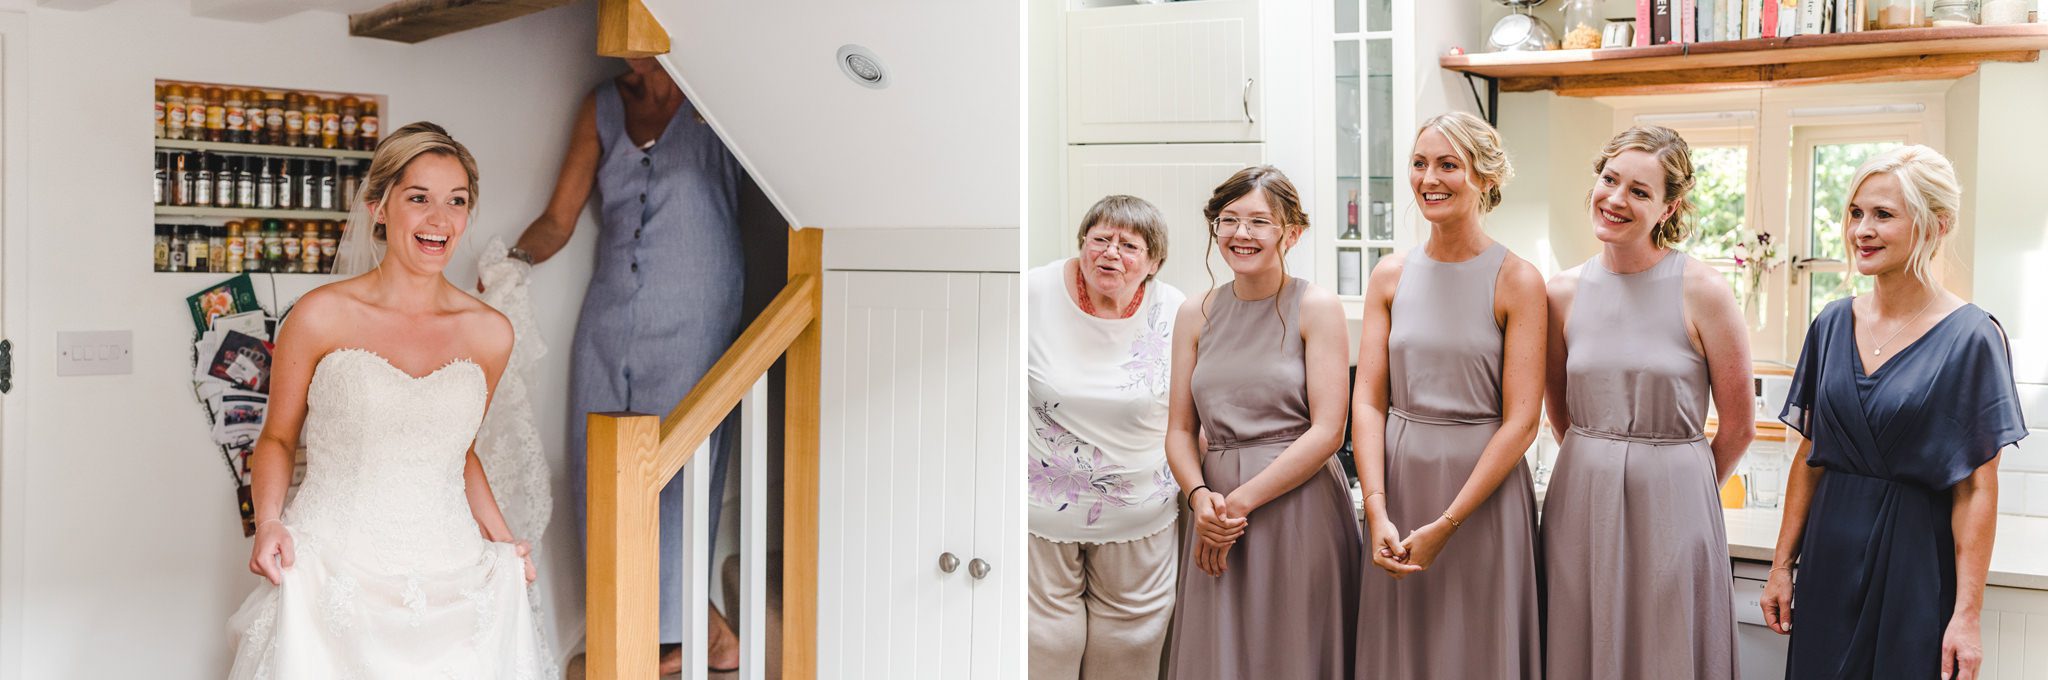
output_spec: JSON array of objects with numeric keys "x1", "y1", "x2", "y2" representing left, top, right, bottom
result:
[{"x1": 1200, "y1": 165, "x2": 1308, "y2": 339}]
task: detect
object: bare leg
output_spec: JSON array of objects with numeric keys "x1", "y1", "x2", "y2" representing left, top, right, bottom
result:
[{"x1": 654, "y1": 602, "x2": 741, "y2": 674}]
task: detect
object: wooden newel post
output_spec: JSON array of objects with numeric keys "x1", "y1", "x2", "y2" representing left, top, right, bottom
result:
[
  {"x1": 785, "y1": 227, "x2": 824, "y2": 680},
  {"x1": 587, "y1": 411, "x2": 663, "y2": 680}
]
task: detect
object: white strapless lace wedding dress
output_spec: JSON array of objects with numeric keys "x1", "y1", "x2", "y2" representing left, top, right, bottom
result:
[{"x1": 227, "y1": 348, "x2": 547, "y2": 679}]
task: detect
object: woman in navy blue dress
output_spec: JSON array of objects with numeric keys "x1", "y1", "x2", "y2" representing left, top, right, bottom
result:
[{"x1": 1759, "y1": 145, "x2": 2026, "y2": 680}]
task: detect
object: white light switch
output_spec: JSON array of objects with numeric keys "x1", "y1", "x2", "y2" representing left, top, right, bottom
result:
[{"x1": 56, "y1": 331, "x2": 133, "y2": 377}]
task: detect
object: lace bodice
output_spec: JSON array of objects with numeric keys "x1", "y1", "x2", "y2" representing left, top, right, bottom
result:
[{"x1": 284, "y1": 348, "x2": 489, "y2": 573}]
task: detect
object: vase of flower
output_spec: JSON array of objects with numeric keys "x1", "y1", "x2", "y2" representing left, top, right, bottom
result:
[{"x1": 1732, "y1": 231, "x2": 1783, "y2": 331}]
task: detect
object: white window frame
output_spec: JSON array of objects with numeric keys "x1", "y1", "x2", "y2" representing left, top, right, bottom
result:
[{"x1": 1609, "y1": 86, "x2": 1945, "y2": 363}]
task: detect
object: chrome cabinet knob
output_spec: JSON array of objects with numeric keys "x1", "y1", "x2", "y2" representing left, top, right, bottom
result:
[
  {"x1": 938, "y1": 552, "x2": 960, "y2": 573},
  {"x1": 968, "y1": 558, "x2": 991, "y2": 580}
]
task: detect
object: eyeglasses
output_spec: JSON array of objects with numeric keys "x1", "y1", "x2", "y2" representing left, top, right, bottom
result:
[
  {"x1": 1084, "y1": 234, "x2": 1149, "y2": 258},
  {"x1": 1211, "y1": 216, "x2": 1282, "y2": 239}
]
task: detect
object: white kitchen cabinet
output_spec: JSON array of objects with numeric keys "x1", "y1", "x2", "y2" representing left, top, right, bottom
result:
[
  {"x1": 1065, "y1": 142, "x2": 1279, "y2": 298},
  {"x1": 817, "y1": 267, "x2": 1018, "y2": 680},
  {"x1": 1733, "y1": 560, "x2": 2048, "y2": 679},
  {"x1": 1979, "y1": 583, "x2": 2048, "y2": 679},
  {"x1": 1066, "y1": 0, "x2": 1263, "y2": 144}
]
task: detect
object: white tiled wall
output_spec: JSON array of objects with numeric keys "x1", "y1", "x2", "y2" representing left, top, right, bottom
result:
[{"x1": 1999, "y1": 382, "x2": 2048, "y2": 518}]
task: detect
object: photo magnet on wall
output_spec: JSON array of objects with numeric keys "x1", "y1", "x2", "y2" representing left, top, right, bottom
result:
[{"x1": 206, "y1": 331, "x2": 274, "y2": 394}]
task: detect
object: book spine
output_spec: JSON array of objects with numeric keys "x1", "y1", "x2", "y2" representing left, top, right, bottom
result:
[
  {"x1": 1762, "y1": 0, "x2": 1778, "y2": 37},
  {"x1": 1747, "y1": 0, "x2": 1764, "y2": 38},
  {"x1": 1701, "y1": 0, "x2": 1718, "y2": 41},
  {"x1": 1637, "y1": 0, "x2": 1653, "y2": 46},
  {"x1": 1653, "y1": 0, "x2": 1673, "y2": 45},
  {"x1": 1801, "y1": 0, "x2": 1825, "y2": 34},
  {"x1": 1780, "y1": 0, "x2": 1801, "y2": 35}
]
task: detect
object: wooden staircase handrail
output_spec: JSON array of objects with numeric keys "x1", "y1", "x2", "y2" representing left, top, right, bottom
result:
[{"x1": 647, "y1": 273, "x2": 819, "y2": 492}]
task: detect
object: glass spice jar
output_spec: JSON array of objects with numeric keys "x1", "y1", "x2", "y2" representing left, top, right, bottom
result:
[
  {"x1": 1561, "y1": 0, "x2": 1604, "y2": 49},
  {"x1": 1980, "y1": 0, "x2": 2028, "y2": 23},
  {"x1": 1931, "y1": 0, "x2": 1978, "y2": 26},
  {"x1": 1869, "y1": 0, "x2": 1931, "y2": 29}
]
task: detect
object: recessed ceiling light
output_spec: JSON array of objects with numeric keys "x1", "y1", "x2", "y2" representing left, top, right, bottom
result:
[{"x1": 837, "y1": 44, "x2": 889, "y2": 90}]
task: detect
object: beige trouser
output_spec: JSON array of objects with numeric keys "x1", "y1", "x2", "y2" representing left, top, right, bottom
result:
[{"x1": 1028, "y1": 526, "x2": 1178, "y2": 680}]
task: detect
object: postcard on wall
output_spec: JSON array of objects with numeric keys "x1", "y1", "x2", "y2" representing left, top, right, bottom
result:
[
  {"x1": 186, "y1": 274, "x2": 261, "y2": 334},
  {"x1": 205, "y1": 331, "x2": 273, "y2": 394}
]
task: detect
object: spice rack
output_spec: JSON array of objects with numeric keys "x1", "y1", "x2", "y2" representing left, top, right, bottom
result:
[{"x1": 152, "y1": 79, "x2": 387, "y2": 275}]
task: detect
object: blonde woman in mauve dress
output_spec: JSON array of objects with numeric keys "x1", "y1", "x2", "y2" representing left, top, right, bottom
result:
[
  {"x1": 1353, "y1": 112, "x2": 1545, "y2": 680},
  {"x1": 1542, "y1": 125, "x2": 1754, "y2": 680},
  {"x1": 1163, "y1": 166, "x2": 1361, "y2": 680}
]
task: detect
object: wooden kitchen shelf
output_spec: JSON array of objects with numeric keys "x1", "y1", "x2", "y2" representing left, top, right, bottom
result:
[
  {"x1": 157, "y1": 138, "x2": 374, "y2": 161},
  {"x1": 1441, "y1": 23, "x2": 2048, "y2": 97},
  {"x1": 156, "y1": 206, "x2": 349, "y2": 221}
]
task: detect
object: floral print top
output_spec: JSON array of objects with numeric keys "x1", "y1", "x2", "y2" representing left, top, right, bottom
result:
[{"x1": 1026, "y1": 259, "x2": 1185, "y2": 543}]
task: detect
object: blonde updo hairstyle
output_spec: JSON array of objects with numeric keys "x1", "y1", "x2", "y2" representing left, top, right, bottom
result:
[
  {"x1": 1845, "y1": 144, "x2": 1961, "y2": 287},
  {"x1": 361, "y1": 121, "x2": 481, "y2": 241},
  {"x1": 1417, "y1": 111, "x2": 1514, "y2": 213},
  {"x1": 1591, "y1": 125, "x2": 1696, "y2": 249}
]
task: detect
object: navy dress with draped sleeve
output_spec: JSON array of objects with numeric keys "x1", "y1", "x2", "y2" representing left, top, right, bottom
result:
[{"x1": 1779, "y1": 299, "x2": 2028, "y2": 679}]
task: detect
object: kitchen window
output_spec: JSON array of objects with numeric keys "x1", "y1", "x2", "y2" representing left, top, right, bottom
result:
[{"x1": 1626, "y1": 92, "x2": 1943, "y2": 363}]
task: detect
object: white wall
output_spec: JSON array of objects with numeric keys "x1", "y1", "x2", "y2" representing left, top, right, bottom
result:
[
  {"x1": 1027, "y1": 0, "x2": 1065, "y2": 268},
  {"x1": 646, "y1": 0, "x2": 1019, "y2": 231},
  {"x1": 1946, "y1": 59, "x2": 2048, "y2": 517},
  {"x1": 0, "y1": 3, "x2": 615, "y2": 677},
  {"x1": 1490, "y1": 91, "x2": 1614, "y2": 275}
]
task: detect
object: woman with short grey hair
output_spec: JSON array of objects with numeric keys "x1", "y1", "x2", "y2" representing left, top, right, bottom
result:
[{"x1": 1027, "y1": 195, "x2": 1186, "y2": 679}]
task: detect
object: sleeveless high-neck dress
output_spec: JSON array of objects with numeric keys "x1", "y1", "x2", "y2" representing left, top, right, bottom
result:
[
  {"x1": 1164, "y1": 278, "x2": 1362, "y2": 680},
  {"x1": 1356, "y1": 243, "x2": 1540, "y2": 679},
  {"x1": 1543, "y1": 251, "x2": 1738, "y2": 680}
]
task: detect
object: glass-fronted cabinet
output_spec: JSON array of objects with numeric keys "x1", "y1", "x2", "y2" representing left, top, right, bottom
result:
[{"x1": 1328, "y1": 0, "x2": 1395, "y2": 300}]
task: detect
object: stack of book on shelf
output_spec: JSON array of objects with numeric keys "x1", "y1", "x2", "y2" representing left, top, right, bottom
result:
[{"x1": 1636, "y1": 0, "x2": 1880, "y2": 46}]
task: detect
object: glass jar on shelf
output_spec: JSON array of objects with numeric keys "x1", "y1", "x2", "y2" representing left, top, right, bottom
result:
[
  {"x1": 1560, "y1": 0, "x2": 1604, "y2": 49},
  {"x1": 1931, "y1": 0, "x2": 1979, "y2": 26},
  {"x1": 1980, "y1": 0, "x2": 2029, "y2": 23},
  {"x1": 1868, "y1": 0, "x2": 1931, "y2": 29}
]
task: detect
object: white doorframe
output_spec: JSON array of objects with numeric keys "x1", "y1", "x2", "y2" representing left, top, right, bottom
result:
[{"x1": 0, "y1": 17, "x2": 29, "y2": 680}]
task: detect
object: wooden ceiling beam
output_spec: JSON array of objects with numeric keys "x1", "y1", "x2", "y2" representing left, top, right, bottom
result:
[
  {"x1": 349, "y1": 0, "x2": 577, "y2": 44},
  {"x1": 597, "y1": 0, "x2": 669, "y2": 58}
]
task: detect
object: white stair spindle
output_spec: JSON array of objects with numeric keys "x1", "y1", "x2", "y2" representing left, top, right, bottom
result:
[
  {"x1": 683, "y1": 437, "x2": 713, "y2": 680},
  {"x1": 740, "y1": 376, "x2": 769, "y2": 680}
]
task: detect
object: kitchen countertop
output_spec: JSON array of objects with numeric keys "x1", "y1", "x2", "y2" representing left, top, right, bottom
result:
[
  {"x1": 1724, "y1": 506, "x2": 2048, "y2": 591},
  {"x1": 1351, "y1": 484, "x2": 2048, "y2": 590}
]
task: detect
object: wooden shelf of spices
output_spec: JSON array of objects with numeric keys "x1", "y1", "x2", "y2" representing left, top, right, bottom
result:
[{"x1": 153, "y1": 79, "x2": 387, "y2": 276}]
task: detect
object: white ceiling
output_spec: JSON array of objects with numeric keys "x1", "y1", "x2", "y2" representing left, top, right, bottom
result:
[{"x1": 648, "y1": 0, "x2": 1020, "y2": 230}]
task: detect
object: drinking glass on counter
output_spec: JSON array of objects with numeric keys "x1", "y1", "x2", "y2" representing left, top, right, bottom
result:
[{"x1": 1746, "y1": 449, "x2": 1788, "y2": 508}]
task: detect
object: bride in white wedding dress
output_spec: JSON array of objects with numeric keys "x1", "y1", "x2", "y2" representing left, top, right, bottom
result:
[{"x1": 227, "y1": 122, "x2": 548, "y2": 679}]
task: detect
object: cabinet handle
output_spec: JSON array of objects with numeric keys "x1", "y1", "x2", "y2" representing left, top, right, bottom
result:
[
  {"x1": 1242, "y1": 78, "x2": 1255, "y2": 125},
  {"x1": 968, "y1": 558, "x2": 991, "y2": 580},
  {"x1": 938, "y1": 552, "x2": 960, "y2": 573}
]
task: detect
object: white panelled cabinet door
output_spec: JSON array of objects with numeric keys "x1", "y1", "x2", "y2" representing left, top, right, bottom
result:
[
  {"x1": 970, "y1": 273, "x2": 1021, "y2": 680},
  {"x1": 819, "y1": 270, "x2": 1017, "y2": 680},
  {"x1": 1067, "y1": 142, "x2": 1268, "y2": 297},
  {"x1": 1066, "y1": 0, "x2": 1262, "y2": 144}
]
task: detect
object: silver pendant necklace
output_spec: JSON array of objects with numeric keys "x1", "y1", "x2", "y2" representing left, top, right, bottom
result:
[{"x1": 1870, "y1": 295, "x2": 1939, "y2": 357}]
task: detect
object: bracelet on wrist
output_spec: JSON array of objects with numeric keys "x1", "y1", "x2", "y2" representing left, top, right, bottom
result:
[
  {"x1": 1440, "y1": 511, "x2": 1462, "y2": 529},
  {"x1": 1187, "y1": 485, "x2": 1213, "y2": 511}
]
